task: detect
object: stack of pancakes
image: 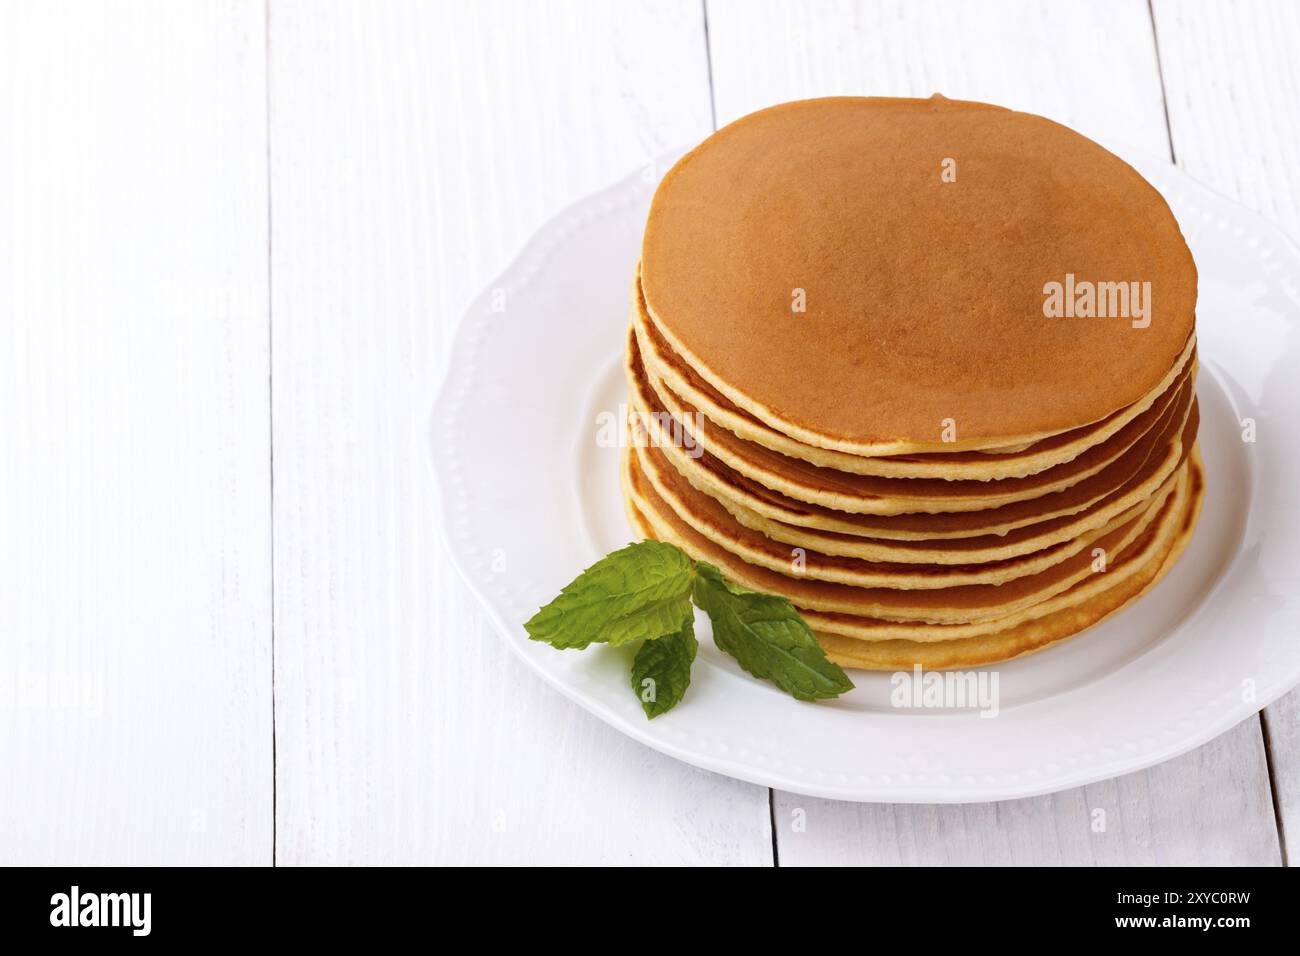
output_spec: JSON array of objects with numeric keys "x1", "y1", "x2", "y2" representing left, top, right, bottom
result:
[{"x1": 620, "y1": 96, "x2": 1203, "y2": 670}]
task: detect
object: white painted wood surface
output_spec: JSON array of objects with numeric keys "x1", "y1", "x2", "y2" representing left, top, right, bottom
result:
[
  {"x1": 268, "y1": 0, "x2": 770, "y2": 865},
  {"x1": 0, "y1": 0, "x2": 271, "y2": 865},
  {"x1": 775, "y1": 720, "x2": 1279, "y2": 866},
  {"x1": 707, "y1": 0, "x2": 1170, "y2": 153},
  {"x1": 2, "y1": 0, "x2": 1296, "y2": 865}
]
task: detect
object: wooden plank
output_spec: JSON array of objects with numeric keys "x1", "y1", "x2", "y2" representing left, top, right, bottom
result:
[
  {"x1": 0, "y1": 0, "x2": 271, "y2": 864},
  {"x1": 1153, "y1": 0, "x2": 1300, "y2": 238},
  {"x1": 1152, "y1": 0, "x2": 1300, "y2": 865},
  {"x1": 705, "y1": 0, "x2": 1282, "y2": 865},
  {"x1": 1264, "y1": 701, "x2": 1300, "y2": 864},
  {"x1": 775, "y1": 720, "x2": 1280, "y2": 865},
  {"x1": 269, "y1": 0, "x2": 772, "y2": 864},
  {"x1": 706, "y1": 0, "x2": 1170, "y2": 152}
]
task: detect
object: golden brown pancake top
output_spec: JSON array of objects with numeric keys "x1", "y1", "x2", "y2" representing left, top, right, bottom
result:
[{"x1": 641, "y1": 96, "x2": 1198, "y2": 448}]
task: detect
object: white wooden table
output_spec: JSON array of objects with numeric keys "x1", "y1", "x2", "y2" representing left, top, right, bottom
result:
[{"x1": 2, "y1": 0, "x2": 1296, "y2": 866}]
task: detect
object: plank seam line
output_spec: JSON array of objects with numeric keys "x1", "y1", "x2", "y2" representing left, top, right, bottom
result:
[
  {"x1": 1147, "y1": 0, "x2": 1178, "y2": 165},
  {"x1": 701, "y1": 0, "x2": 717, "y2": 131},
  {"x1": 1260, "y1": 711, "x2": 1290, "y2": 866},
  {"x1": 264, "y1": 0, "x2": 278, "y2": 869},
  {"x1": 768, "y1": 789, "x2": 779, "y2": 867}
]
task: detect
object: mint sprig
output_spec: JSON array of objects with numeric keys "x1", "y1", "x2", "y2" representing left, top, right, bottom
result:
[
  {"x1": 631, "y1": 615, "x2": 697, "y2": 718},
  {"x1": 693, "y1": 563, "x2": 854, "y2": 701},
  {"x1": 523, "y1": 540, "x2": 694, "y2": 649},
  {"x1": 525, "y1": 540, "x2": 854, "y2": 717}
]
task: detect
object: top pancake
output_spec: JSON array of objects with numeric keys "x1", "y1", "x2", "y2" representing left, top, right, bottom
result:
[
  {"x1": 641, "y1": 96, "x2": 1198, "y2": 455},
  {"x1": 633, "y1": 270, "x2": 1197, "y2": 481}
]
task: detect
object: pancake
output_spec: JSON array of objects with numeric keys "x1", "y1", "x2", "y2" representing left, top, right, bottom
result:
[
  {"x1": 815, "y1": 451, "x2": 1203, "y2": 668},
  {"x1": 632, "y1": 269, "x2": 1197, "y2": 481},
  {"x1": 624, "y1": 451, "x2": 1200, "y2": 667},
  {"x1": 628, "y1": 324, "x2": 1195, "y2": 519},
  {"x1": 639, "y1": 348, "x2": 1192, "y2": 515},
  {"x1": 634, "y1": 432, "x2": 1171, "y2": 589},
  {"x1": 804, "y1": 455, "x2": 1200, "y2": 642},
  {"x1": 711, "y1": 398, "x2": 1196, "y2": 563},
  {"x1": 622, "y1": 439, "x2": 1178, "y2": 625},
  {"x1": 640, "y1": 95, "x2": 1198, "y2": 455},
  {"x1": 630, "y1": 319, "x2": 1199, "y2": 540}
]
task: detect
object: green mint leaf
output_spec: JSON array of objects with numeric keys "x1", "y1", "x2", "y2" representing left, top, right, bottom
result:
[
  {"x1": 692, "y1": 562, "x2": 854, "y2": 701},
  {"x1": 525, "y1": 540, "x2": 695, "y2": 650},
  {"x1": 630, "y1": 615, "x2": 698, "y2": 719}
]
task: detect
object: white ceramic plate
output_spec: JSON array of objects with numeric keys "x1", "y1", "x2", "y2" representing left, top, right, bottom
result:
[{"x1": 430, "y1": 147, "x2": 1300, "y2": 802}]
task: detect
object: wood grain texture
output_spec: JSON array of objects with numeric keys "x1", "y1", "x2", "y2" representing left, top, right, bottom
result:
[
  {"x1": 1263, "y1": 702, "x2": 1300, "y2": 864},
  {"x1": 704, "y1": 0, "x2": 1284, "y2": 865},
  {"x1": 1152, "y1": 0, "x2": 1300, "y2": 865},
  {"x1": 269, "y1": 0, "x2": 772, "y2": 864},
  {"x1": 706, "y1": 0, "x2": 1170, "y2": 152},
  {"x1": 775, "y1": 720, "x2": 1280, "y2": 865},
  {"x1": 1153, "y1": 0, "x2": 1300, "y2": 238},
  {"x1": 0, "y1": 0, "x2": 271, "y2": 864}
]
